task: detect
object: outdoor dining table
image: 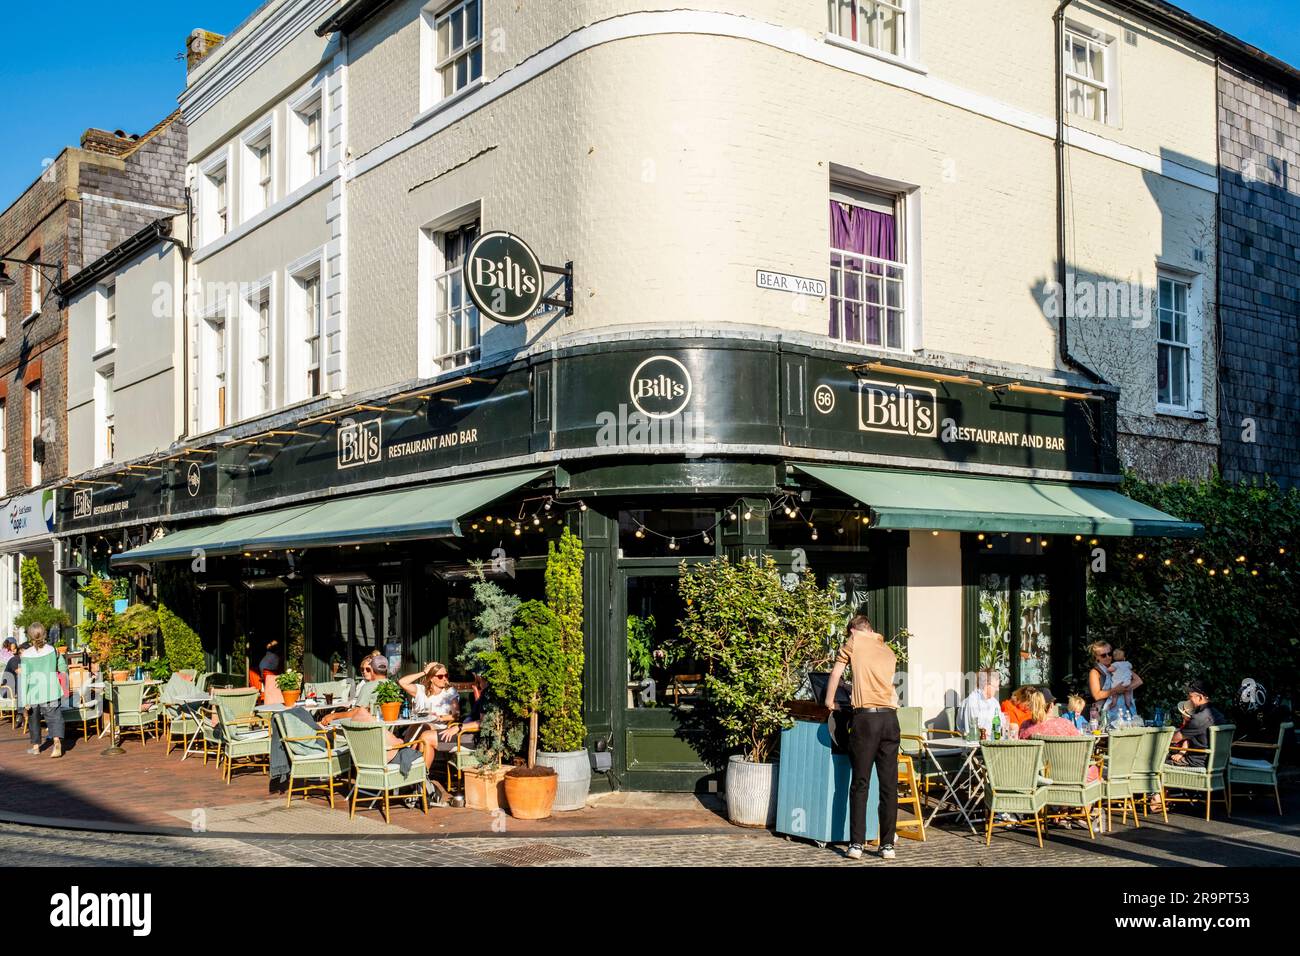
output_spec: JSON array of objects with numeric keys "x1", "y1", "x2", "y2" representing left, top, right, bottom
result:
[{"x1": 920, "y1": 736, "x2": 986, "y2": 834}]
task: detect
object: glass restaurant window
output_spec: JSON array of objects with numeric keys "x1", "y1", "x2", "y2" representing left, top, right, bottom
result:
[
  {"x1": 977, "y1": 571, "x2": 1052, "y2": 692},
  {"x1": 829, "y1": 185, "x2": 906, "y2": 350},
  {"x1": 626, "y1": 574, "x2": 704, "y2": 711}
]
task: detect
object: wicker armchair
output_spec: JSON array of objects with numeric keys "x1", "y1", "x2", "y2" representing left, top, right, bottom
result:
[
  {"x1": 273, "y1": 710, "x2": 352, "y2": 808},
  {"x1": 1099, "y1": 728, "x2": 1146, "y2": 830},
  {"x1": 214, "y1": 688, "x2": 270, "y2": 783},
  {"x1": 1229, "y1": 722, "x2": 1290, "y2": 816},
  {"x1": 112, "y1": 680, "x2": 161, "y2": 746},
  {"x1": 339, "y1": 720, "x2": 427, "y2": 823},
  {"x1": 980, "y1": 739, "x2": 1048, "y2": 848},
  {"x1": 1038, "y1": 735, "x2": 1102, "y2": 838},
  {"x1": 1163, "y1": 724, "x2": 1235, "y2": 821},
  {"x1": 1132, "y1": 727, "x2": 1176, "y2": 822}
]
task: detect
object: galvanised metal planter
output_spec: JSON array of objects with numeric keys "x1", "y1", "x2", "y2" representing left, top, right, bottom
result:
[
  {"x1": 726, "y1": 755, "x2": 778, "y2": 828},
  {"x1": 536, "y1": 749, "x2": 591, "y2": 811}
]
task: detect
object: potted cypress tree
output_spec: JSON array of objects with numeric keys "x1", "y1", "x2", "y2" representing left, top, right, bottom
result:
[
  {"x1": 677, "y1": 555, "x2": 840, "y2": 827},
  {"x1": 458, "y1": 569, "x2": 522, "y2": 812},
  {"x1": 534, "y1": 528, "x2": 591, "y2": 811}
]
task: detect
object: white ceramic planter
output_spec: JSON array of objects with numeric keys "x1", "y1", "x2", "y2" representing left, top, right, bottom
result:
[{"x1": 726, "y1": 754, "x2": 778, "y2": 828}]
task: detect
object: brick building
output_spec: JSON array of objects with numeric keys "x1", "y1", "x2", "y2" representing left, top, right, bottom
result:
[
  {"x1": 0, "y1": 111, "x2": 186, "y2": 636},
  {"x1": 1216, "y1": 59, "x2": 1300, "y2": 489}
]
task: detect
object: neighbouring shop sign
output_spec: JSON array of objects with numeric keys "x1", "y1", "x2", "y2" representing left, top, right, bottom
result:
[
  {"x1": 1, "y1": 490, "x2": 56, "y2": 545},
  {"x1": 464, "y1": 231, "x2": 543, "y2": 324},
  {"x1": 756, "y1": 269, "x2": 828, "y2": 297}
]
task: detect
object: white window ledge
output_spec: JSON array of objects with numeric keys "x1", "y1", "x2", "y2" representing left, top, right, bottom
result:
[
  {"x1": 413, "y1": 77, "x2": 486, "y2": 131},
  {"x1": 824, "y1": 34, "x2": 928, "y2": 76},
  {"x1": 1155, "y1": 406, "x2": 1208, "y2": 422},
  {"x1": 91, "y1": 344, "x2": 117, "y2": 363},
  {"x1": 21, "y1": 310, "x2": 40, "y2": 327}
]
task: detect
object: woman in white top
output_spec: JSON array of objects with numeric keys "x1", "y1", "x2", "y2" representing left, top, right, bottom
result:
[{"x1": 400, "y1": 662, "x2": 460, "y2": 769}]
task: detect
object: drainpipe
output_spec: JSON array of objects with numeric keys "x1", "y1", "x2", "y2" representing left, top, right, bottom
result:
[
  {"x1": 160, "y1": 188, "x2": 194, "y2": 443},
  {"x1": 1054, "y1": 0, "x2": 1106, "y2": 384}
]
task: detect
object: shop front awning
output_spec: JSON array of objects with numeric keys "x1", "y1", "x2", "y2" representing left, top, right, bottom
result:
[
  {"x1": 112, "y1": 468, "x2": 551, "y2": 565},
  {"x1": 794, "y1": 464, "x2": 1202, "y2": 538}
]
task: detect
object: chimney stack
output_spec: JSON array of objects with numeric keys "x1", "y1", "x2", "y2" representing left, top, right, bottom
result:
[{"x1": 186, "y1": 29, "x2": 225, "y2": 70}]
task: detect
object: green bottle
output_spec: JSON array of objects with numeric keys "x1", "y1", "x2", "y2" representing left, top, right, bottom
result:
[{"x1": 992, "y1": 714, "x2": 1002, "y2": 740}]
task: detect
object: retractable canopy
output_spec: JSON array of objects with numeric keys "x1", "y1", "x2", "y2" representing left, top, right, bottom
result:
[
  {"x1": 112, "y1": 468, "x2": 550, "y2": 565},
  {"x1": 795, "y1": 464, "x2": 1202, "y2": 538}
]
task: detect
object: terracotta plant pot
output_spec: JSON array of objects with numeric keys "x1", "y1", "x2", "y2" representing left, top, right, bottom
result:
[
  {"x1": 380, "y1": 701, "x2": 401, "y2": 722},
  {"x1": 281, "y1": 689, "x2": 300, "y2": 707},
  {"x1": 463, "y1": 766, "x2": 510, "y2": 812},
  {"x1": 112, "y1": 670, "x2": 130, "y2": 683},
  {"x1": 503, "y1": 766, "x2": 558, "y2": 820},
  {"x1": 55, "y1": 646, "x2": 67, "y2": 655}
]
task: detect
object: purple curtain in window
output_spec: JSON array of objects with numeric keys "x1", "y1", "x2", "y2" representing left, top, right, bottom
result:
[{"x1": 829, "y1": 200, "x2": 896, "y2": 344}]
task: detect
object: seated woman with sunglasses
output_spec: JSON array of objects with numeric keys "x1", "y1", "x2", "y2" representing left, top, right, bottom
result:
[
  {"x1": 401, "y1": 663, "x2": 461, "y2": 761},
  {"x1": 1086, "y1": 640, "x2": 1142, "y2": 723}
]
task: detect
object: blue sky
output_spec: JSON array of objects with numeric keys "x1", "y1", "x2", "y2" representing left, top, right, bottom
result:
[{"x1": 1, "y1": 1, "x2": 1298, "y2": 212}]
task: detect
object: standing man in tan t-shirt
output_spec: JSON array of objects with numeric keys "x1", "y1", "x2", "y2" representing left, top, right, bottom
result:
[{"x1": 823, "y1": 615, "x2": 899, "y2": 860}]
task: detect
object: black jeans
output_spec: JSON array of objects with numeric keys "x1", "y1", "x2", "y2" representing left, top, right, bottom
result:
[
  {"x1": 849, "y1": 708, "x2": 899, "y2": 846},
  {"x1": 27, "y1": 701, "x2": 65, "y2": 746}
]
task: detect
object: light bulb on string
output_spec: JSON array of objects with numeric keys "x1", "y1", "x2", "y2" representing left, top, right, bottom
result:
[
  {"x1": 702, "y1": 532, "x2": 712, "y2": 545},
  {"x1": 728, "y1": 511, "x2": 737, "y2": 522},
  {"x1": 635, "y1": 527, "x2": 645, "y2": 539},
  {"x1": 544, "y1": 501, "x2": 552, "y2": 512},
  {"x1": 743, "y1": 508, "x2": 753, "y2": 520},
  {"x1": 513, "y1": 525, "x2": 522, "y2": 537},
  {"x1": 579, "y1": 501, "x2": 587, "y2": 512},
  {"x1": 668, "y1": 538, "x2": 678, "y2": 551},
  {"x1": 532, "y1": 516, "x2": 541, "y2": 526},
  {"x1": 810, "y1": 528, "x2": 819, "y2": 541}
]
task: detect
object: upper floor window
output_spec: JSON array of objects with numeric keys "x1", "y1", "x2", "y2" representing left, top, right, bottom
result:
[
  {"x1": 245, "y1": 283, "x2": 273, "y2": 417},
  {"x1": 828, "y1": 0, "x2": 907, "y2": 59},
  {"x1": 1157, "y1": 275, "x2": 1192, "y2": 411},
  {"x1": 26, "y1": 250, "x2": 42, "y2": 318},
  {"x1": 0, "y1": 400, "x2": 7, "y2": 493},
  {"x1": 27, "y1": 381, "x2": 42, "y2": 486},
  {"x1": 199, "y1": 304, "x2": 229, "y2": 432},
  {"x1": 300, "y1": 271, "x2": 323, "y2": 400},
  {"x1": 97, "y1": 282, "x2": 117, "y2": 351},
  {"x1": 829, "y1": 186, "x2": 906, "y2": 351},
  {"x1": 202, "y1": 160, "x2": 229, "y2": 243},
  {"x1": 294, "y1": 97, "x2": 323, "y2": 186},
  {"x1": 95, "y1": 367, "x2": 115, "y2": 466},
  {"x1": 431, "y1": 219, "x2": 480, "y2": 371},
  {"x1": 434, "y1": 0, "x2": 482, "y2": 100},
  {"x1": 1064, "y1": 28, "x2": 1109, "y2": 122},
  {"x1": 243, "y1": 125, "x2": 273, "y2": 218},
  {"x1": 0, "y1": 287, "x2": 7, "y2": 340}
]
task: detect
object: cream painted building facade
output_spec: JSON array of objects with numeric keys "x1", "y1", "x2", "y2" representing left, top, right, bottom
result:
[
  {"x1": 180, "y1": 0, "x2": 348, "y2": 438},
  {"x1": 330, "y1": 0, "x2": 1219, "y2": 720}
]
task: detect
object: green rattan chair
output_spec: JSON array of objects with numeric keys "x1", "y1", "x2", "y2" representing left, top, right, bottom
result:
[
  {"x1": 1037, "y1": 735, "x2": 1102, "y2": 838},
  {"x1": 200, "y1": 673, "x2": 242, "y2": 693},
  {"x1": 1099, "y1": 728, "x2": 1146, "y2": 830},
  {"x1": 1229, "y1": 722, "x2": 1291, "y2": 816},
  {"x1": 1163, "y1": 724, "x2": 1235, "y2": 821},
  {"x1": 980, "y1": 739, "x2": 1048, "y2": 848},
  {"x1": 214, "y1": 688, "x2": 270, "y2": 783},
  {"x1": 60, "y1": 689, "x2": 104, "y2": 740},
  {"x1": 111, "y1": 680, "x2": 161, "y2": 746},
  {"x1": 1133, "y1": 726, "x2": 1176, "y2": 822},
  {"x1": 339, "y1": 720, "x2": 428, "y2": 823},
  {"x1": 273, "y1": 710, "x2": 352, "y2": 808},
  {"x1": 305, "y1": 680, "x2": 350, "y2": 701},
  {"x1": 899, "y1": 705, "x2": 964, "y2": 796},
  {"x1": 0, "y1": 691, "x2": 17, "y2": 729}
]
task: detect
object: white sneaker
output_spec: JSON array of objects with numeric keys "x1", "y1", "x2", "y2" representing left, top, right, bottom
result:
[
  {"x1": 845, "y1": 843, "x2": 864, "y2": 860},
  {"x1": 880, "y1": 844, "x2": 897, "y2": 860}
]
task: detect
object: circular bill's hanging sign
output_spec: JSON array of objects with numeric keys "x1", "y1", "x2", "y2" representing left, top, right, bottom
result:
[{"x1": 463, "y1": 231, "x2": 544, "y2": 324}]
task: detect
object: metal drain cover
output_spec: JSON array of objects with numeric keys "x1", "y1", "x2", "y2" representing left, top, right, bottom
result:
[{"x1": 476, "y1": 842, "x2": 592, "y2": 866}]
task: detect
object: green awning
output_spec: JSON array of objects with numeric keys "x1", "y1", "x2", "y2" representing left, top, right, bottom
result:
[
  {"x1": 113, "y1": 469, "x2": 550, "y2": 565},
  {"x1": 795, "y1": 464, "x2": 1202, "y2": 537}
]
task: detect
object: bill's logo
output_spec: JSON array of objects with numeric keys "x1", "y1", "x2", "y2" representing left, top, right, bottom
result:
[
  {"x1": 857, "y1": 380, "x2": 937, "y2": 437},
  {"x1": 630, "y1": 355, "x2": 693, "y2": 419},
  {"x1": 73, "y1": 489, "x2": 93, "y2": 520},
  {"x1": 464, "y1": 231, "x2": 544, "y2": 324},
  {"x1": 337, "y1": 418, "x2": 383, "y2": 469}
]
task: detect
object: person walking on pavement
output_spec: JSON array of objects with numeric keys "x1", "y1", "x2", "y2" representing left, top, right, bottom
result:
[
  {"x1": 21, "y1": 623, "x2": 67, "y2": 758},
  {"x1": 823, "y1": 614, "x2": 899, "y2": 860}
]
